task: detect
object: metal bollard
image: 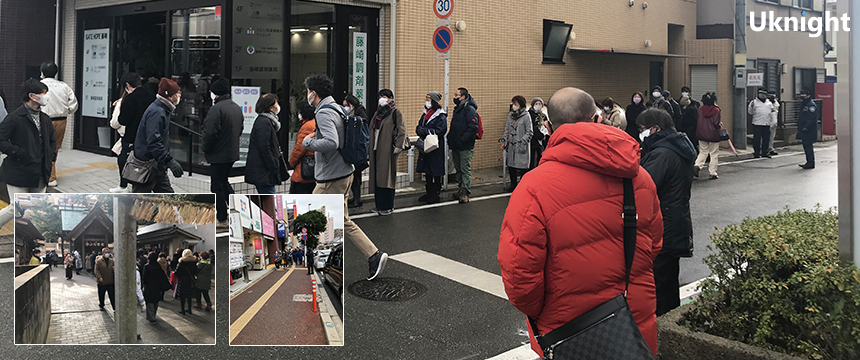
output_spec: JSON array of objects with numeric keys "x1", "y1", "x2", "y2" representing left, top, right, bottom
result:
[{"x1": 502, "y1": 148, "x2": 507, "y2": 190}]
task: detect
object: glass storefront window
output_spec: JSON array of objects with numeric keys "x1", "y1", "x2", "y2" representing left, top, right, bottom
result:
[
  {"x1": 169, "y1": 7, "x2": 222, "y2": 169},
  {"x1": 288, "y1": 1, "x2": 334, "y2": 148}
]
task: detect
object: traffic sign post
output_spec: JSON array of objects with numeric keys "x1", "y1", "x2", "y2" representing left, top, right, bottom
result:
[{"x1": 433, "y1": 0, "x2": 453, "y2": 190}]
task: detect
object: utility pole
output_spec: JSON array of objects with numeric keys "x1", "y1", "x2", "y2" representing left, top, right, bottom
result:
[
  {"x1": 114, "y1": 195, "x2": 137, "y2": 343},
  {"x1": 836, "y1": 0, "x2": 859, "y2": 264},
  {"x1": 733, "y1": 0, "x2": 748, "y2": 149}
]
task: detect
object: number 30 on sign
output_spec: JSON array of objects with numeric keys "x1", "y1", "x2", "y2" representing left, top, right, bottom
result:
[{"x1": 434, "y1": 0, "x2": 452, "y2": 19}]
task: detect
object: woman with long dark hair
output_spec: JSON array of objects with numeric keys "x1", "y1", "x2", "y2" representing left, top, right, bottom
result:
[
  {"x1": 368, "y1": 89, "x2": 406, "y2": 215},
  {"x1": 245, "y1": 93, "x2": 285, "y2": 194},
  {"x1": 415, "y1": 91, "x2": 447, "y2": 204},
  {"x1": 625, "y1": 91, "x2": 647, "y2": 140}
]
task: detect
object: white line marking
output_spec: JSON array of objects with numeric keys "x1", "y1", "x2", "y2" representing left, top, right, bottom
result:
[
  {"x1": 351, "y1": 193, "x2": 511, "y2": 219},
  {"x1": 390, "y1": 250, "x2": 508, "y2": 300},
  {"x1": 0, "y1": 257, "x2": 14, "y2": 264},
  {"x1": 485, "y1": 344, "x2": 537, "y2": 360},
  {"x1": 721, "y1": 152, "x2": 800, "y2": 166},
  {"x1": 679, "y1": 278, "x2": 705, "y2": 302}
]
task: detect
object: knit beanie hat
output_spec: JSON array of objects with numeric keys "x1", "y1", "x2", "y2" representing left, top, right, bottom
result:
[
  {"x1": 210, "y1": 77, "x2": 230, "y2": 96},
  {"x1": 158, "y1": 78, "x2": 180, "y2": 98},
  {"x1": 427, "y1": 91, "x2": 442, "y2": 104}
]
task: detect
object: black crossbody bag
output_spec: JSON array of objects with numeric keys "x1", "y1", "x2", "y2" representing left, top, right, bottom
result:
[{"x1": 528, "y1": 178, "x2": 655, "y2": 360}]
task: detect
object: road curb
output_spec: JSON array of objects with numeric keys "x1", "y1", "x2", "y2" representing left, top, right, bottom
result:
[
  {"x1": 229, "y1": 267, "x2": 275, "y2": 300},
  {"x1": 312, "y1": 271, "x2": 343, "y2": 346}
]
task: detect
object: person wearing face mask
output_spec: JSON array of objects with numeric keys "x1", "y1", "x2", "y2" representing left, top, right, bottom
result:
[
  {"x1": 118, "y1": 73, "x2": 155, "y2": 184},
  {"x1": 342, "y1": 94, "x2": 370, "y2": 208},
  {"x1": 0, "y1": 78, "x2": 56, "y2": 197},
  {"x1": 245, "y1": 93, "x2": 285, "y2": 194},
  {"x1": 94, "y1": 248, "x2": 116, "y2": 311},
  {"x1": 626, "y1": 92, "x2": 647, "y2": 140},
  {"x1": 501, "y1": 96, "x2": 533, "y2": 192},
  {"x1": 694, "y1": 92, "x2": 722, "y2": 179},
  {"x1": 637, "y1": 109, "x2": 696, "y2": 316},
  {"x1": 201, "y1": 77, "x2": 244, "y2": 223},
  {"x1": 796, "y1": 88, "x2": 817, "y2": 169},
  {"x1": 39, "y1": 62, "x2": 78, "y2": 188},
  {"x1": 416, "y1": 91, "x2": 447, "y2": 204},
  {"x1": 677, "y1": 93, "x2": 699, "y2": 155},
  {"x1": 526, "y1": 98, "x2": 548, "y2": 170},
  {"x1": 132, "y1": 78, "x2": 185, "y2": 193},
  {"x1": 447, "y1": 87, "x2": 480, "y2": 203},
  {"x1": 109, "y1": 73, "x2": 142, "y2": 193},
  {"x1": 748, "y1": 88, "x2": 776, "y2": 159},
  {"x1": 663, "y1": 90, "x2": 682, "y2": 126},
  {"x1": 645, "y1": 85, "x2": 675, "y2": 120},
  {"x1": 599, "y1": 97, "x2": 627, "y2": 130},
  {"x1": 366, "y1": 89, "x2": 406, "y2": 215},
  {"x1": 288, "y1": 101, "x2": 317, "y2": 194}
]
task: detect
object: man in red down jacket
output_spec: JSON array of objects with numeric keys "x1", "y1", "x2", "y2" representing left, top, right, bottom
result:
[{"x1": 498, "y1": 87, "x2": 663, "y2": 358}]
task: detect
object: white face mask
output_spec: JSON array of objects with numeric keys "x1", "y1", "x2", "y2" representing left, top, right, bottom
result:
[
  {"x1": 298, "y1": 114, "x2": 303, "y2": 121},
  {"x1": 272, "y1": 105, "x2": 280, "y2": 115},
  {"x1": 652, "y1": 92, "x2": 661, "y2": 98},
  {"x1": 378, "y1": 98, "x2": 389, "y2": 107},
  {"x1": 210, "y1": 92, "x2": 217, "y2": 102},
  {"x1": 681, "y1": 92, "x2": 690, "y2": 97},
  {"x1": 639, "y1": 128, "x2": 652, "y2": 142},
  {"x1": 31, "y1": 93, "x2": 49, "y2": 107},
  {"x1": 307, "y1": 91, "x2": 315, "y2": 106},
  {"x1": 425, "y1": 101, "x2": 432, "y2": 109},
  {"x1": 511, "y1": 105, "x2": 520, "y2": 111},
  {"x1": 534, "y1": 105, "x2": 542, "y2": 111},
  {"x1": 604, "y1": 106, "x2": 611, "y2": 112},
  {"x1": 633, "y1": 97, "x2": 642, "y2": 104}
]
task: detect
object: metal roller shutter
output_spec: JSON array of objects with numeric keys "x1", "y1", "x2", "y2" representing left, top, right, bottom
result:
[{"x1": 690, "y1": 65, "x2": 718, "y2": 103}]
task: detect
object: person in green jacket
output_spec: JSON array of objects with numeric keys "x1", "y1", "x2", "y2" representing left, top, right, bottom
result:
[{"x1": 194, "y1": 251, "x2": 214, "y2": 311}]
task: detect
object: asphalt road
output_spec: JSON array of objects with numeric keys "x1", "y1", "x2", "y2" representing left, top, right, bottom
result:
[{"x1": 1, "y1": 144, "x2": 838, "y2": 359}]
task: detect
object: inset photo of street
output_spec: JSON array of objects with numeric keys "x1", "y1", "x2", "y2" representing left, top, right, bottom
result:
[
  {"x1": 13, "y1": 194, "x2": 216, "y2": 345},
  {"x1": 228, "y1": 194, "x2": 343, "y2": 346}
]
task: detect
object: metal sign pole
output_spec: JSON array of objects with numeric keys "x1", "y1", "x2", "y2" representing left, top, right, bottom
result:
[
  {"x1": 443, "y1": 57, "x2": 449, "y2": 191},
  {"x1": 837, "y1": 0, "x2": 859, "y2": 264}
]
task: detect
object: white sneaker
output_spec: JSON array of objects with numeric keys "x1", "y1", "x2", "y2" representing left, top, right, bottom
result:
[
  {"x1": 109, "y1": 186, "x2": 129, "y2": 193},
  {"x1": 47, "y1": 180, "x2": 58, "y2": 187}
]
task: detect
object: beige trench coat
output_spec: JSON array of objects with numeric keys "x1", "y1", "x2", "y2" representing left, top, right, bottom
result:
[{"x1": 368, "y1": 108, "x2": 407, "y2": 190}]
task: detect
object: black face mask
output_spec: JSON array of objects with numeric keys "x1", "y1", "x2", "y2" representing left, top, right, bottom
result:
[{"x1": 453, "y1": 97, "x2": 461, "y2": 105}]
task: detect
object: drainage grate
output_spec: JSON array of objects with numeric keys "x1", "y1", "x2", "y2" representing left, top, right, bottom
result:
[{"x1": 348, "y1": 277, "x2": 427, "y2": 302}]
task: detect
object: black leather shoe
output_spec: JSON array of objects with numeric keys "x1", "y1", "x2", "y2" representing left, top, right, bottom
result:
[{"x1": 799, "y1": 163, "x2": 815, "y2": 169}]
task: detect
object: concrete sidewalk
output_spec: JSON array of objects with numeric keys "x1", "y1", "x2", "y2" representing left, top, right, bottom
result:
[{"x1": 44, "y1": 264, "x2": 215, "y2": 344}]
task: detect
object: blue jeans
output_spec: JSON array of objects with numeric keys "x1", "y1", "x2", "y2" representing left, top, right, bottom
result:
[{"x1": 255, "y1": 185, "x2": 276, "y2": 194}]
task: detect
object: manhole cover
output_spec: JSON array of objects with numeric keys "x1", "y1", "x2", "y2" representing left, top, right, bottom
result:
[{"x1": 348, "y1": 277, "x2": 427, "y2": 302}]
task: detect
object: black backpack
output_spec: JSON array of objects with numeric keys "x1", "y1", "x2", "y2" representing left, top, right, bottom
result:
[{"x1": 319, "y1": 104, "x2": 369, "y2": 165}]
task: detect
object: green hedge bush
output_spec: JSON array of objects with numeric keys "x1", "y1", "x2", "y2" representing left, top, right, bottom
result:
[{"x1": 683, "y1": 207, "x2": 860, "y2": 359}]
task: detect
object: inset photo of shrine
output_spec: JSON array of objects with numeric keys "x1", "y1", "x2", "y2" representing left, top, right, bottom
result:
[
  {"x1": 13, "y1": 193, "x2": 217, "y2": 345},
  {"x1": 228, "y1": 194, "x2": 343, "y2": 346}
]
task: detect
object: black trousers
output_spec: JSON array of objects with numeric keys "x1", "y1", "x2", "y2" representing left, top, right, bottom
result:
[
  {"x1": 133, "y1": 171, "x2": 175, "y2": 193},
  {"x1": 98, "y1": 284, "x2": 116, "y2": 309},
  {"x1": 425, "y1": 175, "x2": 442, "y2": 200},
  {"x1": 290, "y1": 181, "x2": 315, "y2": 194},
  {"x1": 209, "y1": 162, "x2": 235, "y2": 222},
  {"x1": 802, "y1": 135, "x2": 815, "y2": 165},
  {"x1": 117, "y1": 141, "x2": 131, "y2": 187},
  {"x1": 350, "y1": 168, "x2": 364, "y2": 202},
  {"x1": 196, "y1": 288, "x2": 211, "y2": 306},
  {"x1": 508, "y1": 167, "x2": 525, "y2": 188},
  {"x1": 653, "y1": 253, "x2": 681, "y2": 316},
  {"x1": 374, "y1": 187, "x2": 395, "y2": 211},
  {"x1": 752, "y1": 125, "x2": 771, "y2": 157}
]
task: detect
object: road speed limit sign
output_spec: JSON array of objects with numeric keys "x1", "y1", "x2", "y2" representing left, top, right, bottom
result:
[{"x1": 434, "y1": 0, "x2": 452, "y2": 19}]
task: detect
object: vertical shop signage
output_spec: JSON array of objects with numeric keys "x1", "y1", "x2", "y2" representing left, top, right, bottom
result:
[
  {"x1": 229, "y1": 212, "x2": 243, "y2": 239},
  {"x1": 254, "y1": 238, "x2": 263, "y2": 255},
  {"x1": 232, "y1": 0, "x2": 284, "y2": 79},
  {"x1": 250, "y1": 201, "x2": 262, "y2": 232},
  {"x1": 231, "y1": 86, "x2": 261, "y2": 166},
  {"x1": 353, "y1": 32, "x2": 367, "y2": 105},
  {"x1": 274, "y1": 195, "x2": 283, "y2": 221},
  {"x1": 236, "y1": 195, "x2": 252, "y2": 229},
  {"x1": 262, "y1": 212, "x2": 274, "y2": 237},
  {"x1": 82, "y1": 28, "x2": 110, "y2": 118}
]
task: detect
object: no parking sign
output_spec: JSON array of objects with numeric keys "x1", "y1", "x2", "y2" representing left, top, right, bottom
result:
[{"x1": 433, "y1": 27, "x2": 453, "y2": 53}]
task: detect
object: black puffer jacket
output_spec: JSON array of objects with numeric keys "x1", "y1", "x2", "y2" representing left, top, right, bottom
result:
[
  {"x1": 201, "y1": 95, "x2": 244, "y2": 163},
  {"x1": 245, "y1": 114, "x2": 283, "y2": 186},
  {"x1": 0, "y1": 105, "x2": 56, "y2": 187},
  {"x1": 640, "y1": 128, "x2": 696, "y2": 258},
  {"x1": 447, "y1": 95, "x2": 479, "y2": 151}
]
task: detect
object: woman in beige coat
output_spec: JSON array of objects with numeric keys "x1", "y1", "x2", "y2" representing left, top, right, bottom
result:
[
  {"x1": 600, "y1": 97, "x2": 627, "y2": 130},
  {"x1": 368, "y1": 89, "x2": 406, "y2": 215}
]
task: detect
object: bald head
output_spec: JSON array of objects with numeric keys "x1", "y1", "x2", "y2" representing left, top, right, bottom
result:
[{"x1": 547, "y1": 87, "x2": 597, "y2": 126}]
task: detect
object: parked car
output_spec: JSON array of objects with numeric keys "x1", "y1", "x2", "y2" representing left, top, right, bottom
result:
[
  {"x1": 323, "y1": 244, "x2": 343, "y2": 297},
  {"x1": 314, "y1": 249, "x2": 331, "y2": 270}
]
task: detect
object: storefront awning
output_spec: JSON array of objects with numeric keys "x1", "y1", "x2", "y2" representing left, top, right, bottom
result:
[{"x1": 567, "y1": 47, "x2": 700, "y2": 58}]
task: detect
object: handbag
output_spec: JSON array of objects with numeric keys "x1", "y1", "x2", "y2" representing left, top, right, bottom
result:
[
  {"x1": 719, "y1": 128, "x2": 730, "y2": 141},
  {"x1": 122, "y1": 150, "x2": 157, "y2": 184},
  {"x1": 278, "y1": 152, "x2": 290, "y2": 180},
  {"x1": 424, "y1": 131, "x2": 439, "y2": 153},
  {"x1": 184, "y1": 263, "x2": 198, "y2": 288},
  {"x1": 159, "y1": 271, "x2": 172, "y2": 292},
  {"x1": 300, "y1": 155, "x2": 316, "y2": 181},
  {"x1": 528, "y1": 178, "x2": 655, "y2": 360}
]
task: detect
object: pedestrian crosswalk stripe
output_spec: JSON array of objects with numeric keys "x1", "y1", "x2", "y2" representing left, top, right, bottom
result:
[
  {"x1": 229, "y1": 264, "x2": 295, "y2": 343},
  {"x1": 390, "y1": 250, "x2": 508, "y2": 300},
  {"x1": 352, "y1": 193, "x2": 512, "y2": 219},
  {"x1": 485, "y1": 344, "x2": 537, "y2": 360}
]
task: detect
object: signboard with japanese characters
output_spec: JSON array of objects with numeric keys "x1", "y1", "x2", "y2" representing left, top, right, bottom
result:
[
  {"x1": 747, "y1": 73, "x2": 764, "y2": 87},
  {"x1": 231, "y1": 86, "x2": 261, "y2": 167},
  {"x1": 353, "y1": 32, "x2": 367, "y2": 106},
  {"x1": 250, "y1": 201, "x2": 262, "y2": 233},
  {"x1": 236, "y1": 195, "x2": 252, "y2": 229},
  {"x1": 232, "y1": 0, "x2": 284, "y2": 79},
  {"x1": 82, "y1": 28, "x2": 110, "y2": 118}
]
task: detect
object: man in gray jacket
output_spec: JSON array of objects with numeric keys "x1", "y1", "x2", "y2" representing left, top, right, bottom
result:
[
  {"x1": 302, "y1": 75, "x2": 388, "y2": 281},
  {"x1": 201, "y1": 77, "x2": 243, "y2": 225}
]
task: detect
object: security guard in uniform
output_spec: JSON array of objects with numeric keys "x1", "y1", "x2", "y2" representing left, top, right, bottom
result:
[{"x1": 797, "y1": 88, "x2": 817, "y2": 169}]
